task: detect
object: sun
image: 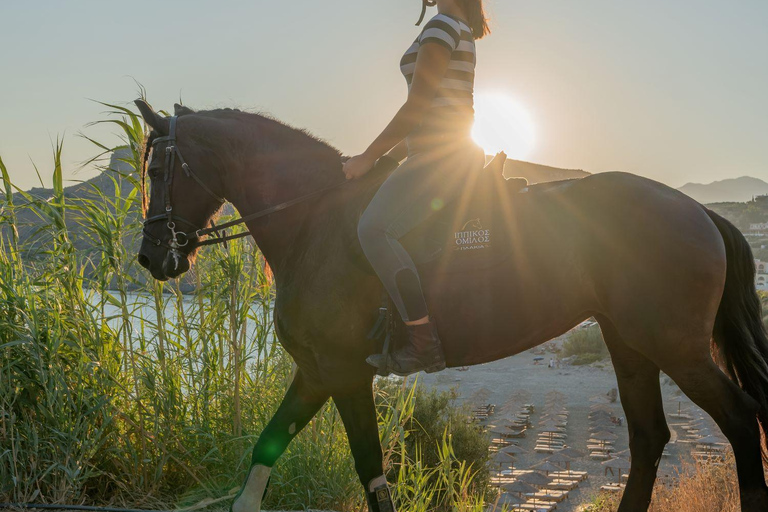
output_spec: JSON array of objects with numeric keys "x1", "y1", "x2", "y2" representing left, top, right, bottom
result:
[{"x1": 471, "y1": 92, "x2": 536, "y2": 160}]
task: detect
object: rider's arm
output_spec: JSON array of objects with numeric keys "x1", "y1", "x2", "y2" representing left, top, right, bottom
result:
[
  {"x1": 385, "y1": 139, "x2": 409, "y2": 163},
  {"x1": 361, "y1": 42, "x2": 454, "y2": 161}
]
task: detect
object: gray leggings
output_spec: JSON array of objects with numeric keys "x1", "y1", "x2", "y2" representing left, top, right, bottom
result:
[{"x1": 358, "y1": 140, "x2": 485, "y2": 322}]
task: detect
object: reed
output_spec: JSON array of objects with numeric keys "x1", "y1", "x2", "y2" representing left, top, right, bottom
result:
[
  {"x1": 0, "y1": 101, "x2": 489, "y2": 511},
  {"x1": 587, "y1": 455, "x2": 758, "y2": 512}
]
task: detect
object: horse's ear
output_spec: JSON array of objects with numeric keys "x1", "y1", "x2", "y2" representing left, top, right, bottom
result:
[
  {"x1": 134, "y1": 99, "x2": 170, "y2": 135},
  {"x1": 174, "y1": 103, "x2": 195, "y2": 116}
]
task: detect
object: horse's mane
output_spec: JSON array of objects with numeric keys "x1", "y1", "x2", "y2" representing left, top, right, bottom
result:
[
  {"x1": 138, "y1": 105, "x2": 343, "y2": 216},
  {"x1": 191, "y1": 107, "x2": 342, "y2": 155}
]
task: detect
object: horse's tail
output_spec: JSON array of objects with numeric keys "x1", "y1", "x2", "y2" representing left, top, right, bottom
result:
[{"x1": 706, "y1": 208, "x2": 768, "y2": 460}]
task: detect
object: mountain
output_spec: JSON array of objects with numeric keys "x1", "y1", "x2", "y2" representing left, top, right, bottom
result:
[
  {"x1": 502, "y1": 158, "x2": 589, "y2": 184},
  {"x1": 678, "y1": 176, "x2": 768, "y2": 204}
]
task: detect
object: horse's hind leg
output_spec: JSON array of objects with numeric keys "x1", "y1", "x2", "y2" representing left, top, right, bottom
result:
[
  {"x1": 662, "y1": 353, "x2": 768, "y2": 511},
  {"x1": 598, "y1": 318, "x2": 670, "y2": 512},
  {"x1": 232, "y1": 369, "x2": 330, "y2": 512}
]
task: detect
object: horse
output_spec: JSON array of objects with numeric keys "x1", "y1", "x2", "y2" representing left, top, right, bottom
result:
[{"x1": 134, "y1": 100, "x2": 768, "y2": 512}]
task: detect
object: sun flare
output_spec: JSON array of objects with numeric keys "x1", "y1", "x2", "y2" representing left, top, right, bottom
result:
[{"x1": 472, "y1": 92, "x2": 536, "y2": 159}]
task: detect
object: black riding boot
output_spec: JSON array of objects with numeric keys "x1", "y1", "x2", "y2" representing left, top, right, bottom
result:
[{"x1": 367, "y1": 319, "x2": 446, "y2": 376}]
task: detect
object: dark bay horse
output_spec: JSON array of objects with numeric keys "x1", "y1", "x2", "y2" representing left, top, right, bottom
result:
[{"x1": 134, "y1": 100, "x2": 768, "y2": 512}]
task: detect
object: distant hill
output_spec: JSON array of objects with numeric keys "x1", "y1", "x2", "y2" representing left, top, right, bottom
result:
[
  {"x1": 678, "y1": 176, "x2": 768, "y2": 204},
  {"x1": 502, "y1": 158, "x2": 589, "y2": 184}
]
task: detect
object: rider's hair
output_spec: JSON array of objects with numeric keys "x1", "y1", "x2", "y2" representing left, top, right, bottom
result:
[{"x1": 460, "y1": 0, "x2": 491, "y2": 40}]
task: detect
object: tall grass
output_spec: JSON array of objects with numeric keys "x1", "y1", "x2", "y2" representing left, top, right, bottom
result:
[{"x1": 0, "y1": 101, "x2": 488, "y2": 511}]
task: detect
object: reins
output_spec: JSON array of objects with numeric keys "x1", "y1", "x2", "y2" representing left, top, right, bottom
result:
[{"x1": 142, "y1": 116, "x2": 384, "y2": 268}]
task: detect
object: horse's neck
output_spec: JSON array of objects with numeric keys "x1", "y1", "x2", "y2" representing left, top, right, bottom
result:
[{"x1": 224, "y1": 137, "x2": 353, "y2": 275}]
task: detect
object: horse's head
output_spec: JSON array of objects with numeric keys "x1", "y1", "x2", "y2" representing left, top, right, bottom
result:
[{"x1": 135, "y1": 100, "x2": 225, "y2": 281}]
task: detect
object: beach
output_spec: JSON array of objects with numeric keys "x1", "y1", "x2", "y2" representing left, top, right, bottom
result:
[{"x1": 418, "y1": 335, "x2": 723, "y2": 511}]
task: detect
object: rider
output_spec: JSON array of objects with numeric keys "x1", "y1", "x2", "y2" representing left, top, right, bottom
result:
[{"x1": 343, "y1": 0, "x2": 490, "y2": 376}]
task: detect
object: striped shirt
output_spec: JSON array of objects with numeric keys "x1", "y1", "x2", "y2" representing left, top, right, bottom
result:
[{"x1": 400, "y1": 13, "x2": 476, "y2": 152}]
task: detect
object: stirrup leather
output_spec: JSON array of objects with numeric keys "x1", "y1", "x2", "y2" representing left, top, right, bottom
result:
[{"x1": 366, "y1": 293, "x2": 396, "y2": 377}]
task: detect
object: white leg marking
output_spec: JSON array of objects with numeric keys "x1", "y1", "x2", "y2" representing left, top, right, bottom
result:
[
  {"x1": 368, "y1": 474, "x2": 387, "y2": 492},
  {"x1": 232, "y1": 464, "x2": 271, "y2": 512}
]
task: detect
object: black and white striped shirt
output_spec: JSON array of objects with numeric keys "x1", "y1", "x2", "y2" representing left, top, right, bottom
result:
[{"x1": 400, "y1": 13, "x2": 476, "y2": 152}]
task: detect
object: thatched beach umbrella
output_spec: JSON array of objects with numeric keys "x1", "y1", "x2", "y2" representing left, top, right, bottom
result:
[
  {"x1": 502, "y1": 480, "x2": 537, "y2": 498},
  {"x1": 590, "y1": 431, "x2": 618, "y2": 451},
  {"x1": 518, "y1": 471, "x2": 552, "y2": 487},
  {"x1": 546, "y1": 452, "x2": 573, "y2": 469},
  {"x1": 696, "y1": 434, "x2": 726, "y2": 445},
  {"x1": 491, "y1": 426, "x2": 521, "y2": 437},
  {"x1": 492, "y1": 451, "x2": 516, "y2": 467},
  {"x1": 515, "y1": 479, "x2": 549, "y2": 507},
  {"x1": 695, "y1": 435, "x2": 727, "y2": 456},
  {"x1": 539, "y1": 422, "x2": 563, "y2": 433},
  {"x1": 613, "y1": 449, "x2": 631, "y2": 460},
  {"x1": 500, "y1": 444, "x2": 526, "y2": 456},
  {"x1": 539, "y1": 416, "x2": 567, "y2": 427},
  {"x1": 558, "y1": 447, "x2": 585, "y2": 459},
  {"x1": 533, "y1": 460, "x2": 562, "y2": 475},
  {"x1": 490, "y1": 493, "x2": 523, "y2": 512},
  {"x1": 602, "y1": 457, "x2": 632, "y2": 482}
]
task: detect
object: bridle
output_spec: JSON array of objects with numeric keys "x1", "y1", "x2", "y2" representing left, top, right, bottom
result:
[
  {"x1": 142, "y1": 116, "x2": 231, "y2": 270},
  {"x1": 142, "y1": 115, "x2": 379, "y2": 270}
]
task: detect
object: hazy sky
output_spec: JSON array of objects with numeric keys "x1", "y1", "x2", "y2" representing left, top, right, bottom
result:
[{"x1": 2, "y1": 0, "x2": 767, "y2": 190}]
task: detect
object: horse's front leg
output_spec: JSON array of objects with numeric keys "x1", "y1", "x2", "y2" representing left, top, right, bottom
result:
[
  {"x1": 232, "y1": 369, "x2": 329, "y2": 512},
  {"x1": 334, "y1": 379, "x2": 394, "y2": 512}
]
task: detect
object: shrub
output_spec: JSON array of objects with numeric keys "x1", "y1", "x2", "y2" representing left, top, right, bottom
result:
[
  {"x1": 406, "y1": 386, "x2": 490, "y2": 490},
  {"x1": 571, "y1": 353, "x2": 605, "y2": 366},
  {"x1": 561, "y1": 325, "x2": 608, "y2": 362}
]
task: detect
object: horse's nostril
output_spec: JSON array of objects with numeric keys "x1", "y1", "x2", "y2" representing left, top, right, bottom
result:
[{"x1": 138, "y1": 253, "x2": 150, "y2": 269}]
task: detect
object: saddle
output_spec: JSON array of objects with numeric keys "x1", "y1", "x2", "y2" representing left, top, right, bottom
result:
[{"x1": 363, "y1": 152, "x2": 528, "y2": 373}]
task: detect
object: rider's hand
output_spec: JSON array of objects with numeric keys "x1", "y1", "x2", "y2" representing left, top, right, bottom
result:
[{"x1": 343, "y1": 153, "x2": 377, "y2": 180}]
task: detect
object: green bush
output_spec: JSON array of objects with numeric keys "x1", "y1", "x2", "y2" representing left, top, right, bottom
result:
[
  {"x1": 406, "y1": 386, "x2": 490, "y2": 491},
  {"x1": 561, "y1": 326, "x2": 608, "y2": 363},
  {"x1": 570, "y1": 353, "x2": 605, "y2": 366}
]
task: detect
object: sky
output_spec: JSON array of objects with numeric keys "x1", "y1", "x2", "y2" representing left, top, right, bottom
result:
[{"x1": 1, "y1": 0, "x2": 767, "y2": 190}]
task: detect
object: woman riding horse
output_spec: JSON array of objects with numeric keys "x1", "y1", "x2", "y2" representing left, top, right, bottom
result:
[
  {"x1": 343, "y1": 0, "x2": 491, "y2": 376},
  {"x1": 134, "y1": 0, "x2": 768, "y2": 509}
]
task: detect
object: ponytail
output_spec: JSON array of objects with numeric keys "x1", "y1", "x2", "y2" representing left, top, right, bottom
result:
[{"x1": 460, "y1": 0, "x2": 491, "y2": 40}]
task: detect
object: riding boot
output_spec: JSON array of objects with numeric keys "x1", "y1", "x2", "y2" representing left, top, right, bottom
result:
[
  {"x1": 365, "y1": 475, "x2": 396, "y2": 512},
  {"x1": 367, "y1": 319, "x2": 446, "y2": 376}
]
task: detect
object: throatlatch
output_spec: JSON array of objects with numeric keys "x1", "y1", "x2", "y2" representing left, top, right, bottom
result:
[{"x1": 367, "y1": 293, "x2": 397, "y2": 377}]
